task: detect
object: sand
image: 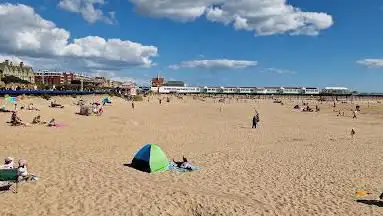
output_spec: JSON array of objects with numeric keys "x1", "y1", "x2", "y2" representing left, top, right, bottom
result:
[{"x1": 0, "y1": 95, "x2": 383, "y2": 216}]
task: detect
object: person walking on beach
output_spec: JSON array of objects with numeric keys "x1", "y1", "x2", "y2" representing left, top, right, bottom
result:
[
  {"x1": 252, "y1": 114, "x2": 259, "y2": 129},
  {"x1": 353, "y1": 110, "x2": 357, "y2": 119},
  {"x1": 132, "y1": 102, "x2": 135, "y2": 111}
]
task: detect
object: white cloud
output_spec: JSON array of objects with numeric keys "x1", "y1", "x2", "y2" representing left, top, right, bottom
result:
[
  {"x1": 169, "y1": 59, "x2": 257, "y2": 70},
  {"x1": 356, "y1": 59, "x2": 383, "y2": 68},
  {"x1": 261, "y1": 67, "x2": 296, "y2": 74},
  {"x1": 58, "y1": 0, "x2": 116, "y2": 24},
  {"x1": 129, "y1": 0, "x2": 333, "y2": 36},
  {"x1": 0, "y1": 3, "x2": 158, "y2": 75},
  {"x1": 0, "y1": 55, "x2": 32, "y2": 66}
]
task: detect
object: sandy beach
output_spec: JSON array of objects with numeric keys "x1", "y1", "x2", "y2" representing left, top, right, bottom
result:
[{"x1": 0, "y1": 95, "x2": 383, "y2": 216}]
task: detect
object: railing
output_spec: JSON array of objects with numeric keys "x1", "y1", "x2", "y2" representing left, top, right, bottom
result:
[{"x1": 0, "y1": 90, "x2": 108, "y2": 96}]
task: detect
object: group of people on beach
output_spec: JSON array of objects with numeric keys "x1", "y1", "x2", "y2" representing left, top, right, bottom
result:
[
  {"x1": 8, "y1": 111, "x2": 56, "y2": 127},
  {"x1": 0, "y1": 157, "x2": 35, "y2": 182}
]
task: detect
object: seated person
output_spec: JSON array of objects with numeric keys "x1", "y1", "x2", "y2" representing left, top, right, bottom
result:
[
  {"x1": 32, "y1": 115, "x2": 41, "y2": 124},
  {"x1": 32, "y1": 115, "x2": 47, "y2": 124},
  {"x1": 92, "y1": 105, "x2": 99, "y2": 114},
  {"x1": 96, "y1": 106, "x2": 104, "y2": 116},
  {"x1": 17, "y1": 159, "x2": 34, "y2": 181},
  {"x1": 10, "y1": 111, "x2": 26, "y2": 126},
  {"x1": 173, "y1": 156, "x2": 193, "y2": 170},
  {"x1": 27, "y1": 103, "x2": 40, "y2": 111},
  {"x1": 47, "y1": 118, "x2": 56, "y2": 127},
  {"x1": 0, "y1": 157, "x2": 14, "y2": 169}
]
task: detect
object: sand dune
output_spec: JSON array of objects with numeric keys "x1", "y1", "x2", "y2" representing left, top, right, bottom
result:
[{"x1": 0, "y1": 95, "x2": 383, "y2": 215}]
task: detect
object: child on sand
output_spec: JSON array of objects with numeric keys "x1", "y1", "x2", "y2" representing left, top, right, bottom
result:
[
  {"x1": 48, "y1": 118, "x2": 56, "y2": 127},
  {"x1": 17, "y1": 159, "x2": 34, "y2": 181}
]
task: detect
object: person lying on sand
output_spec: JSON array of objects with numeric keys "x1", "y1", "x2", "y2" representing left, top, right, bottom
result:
[
  {"x1": 172, "y1": 156, "x2": 193, "y2": 170},
  {"x1": 50, "y1": 101, "x2": 64, "y2": 108},
  {"x1": 0, "y1": 157, "x2": 14, "y2": 169},
  {"x1": 47, "y1": 118, "x2": 56, "y2": 127}
]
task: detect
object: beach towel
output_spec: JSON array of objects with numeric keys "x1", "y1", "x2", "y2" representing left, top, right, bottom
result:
[{"x1": 168, "y1": 161, "x2": 200, "y2": 172}]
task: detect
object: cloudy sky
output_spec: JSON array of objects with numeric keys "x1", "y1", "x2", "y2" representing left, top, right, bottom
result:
[{"x1": 0, "y1": 1, "x2": 382, "y2": 91}]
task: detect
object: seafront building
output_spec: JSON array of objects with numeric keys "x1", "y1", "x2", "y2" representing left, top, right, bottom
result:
[
  {"x1": 0, "y1": 60, "x2": 35, "y2": 83},
  {"x1": 34, "y1": 70, "x2": 117, "y2": 88},
  {"x1": 34, "y1": 70, "x2": 76, "y2": 85},
  {"x1": 148, "y1": 75, "x2": 350, "y2": 95}
]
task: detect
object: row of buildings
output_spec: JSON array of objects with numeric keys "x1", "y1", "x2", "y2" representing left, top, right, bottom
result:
[
  {"x1": 0, "y1": 60, "x2": 123, "y2": 88},
  {"x1": 150, "y1": 74, "x2": 351, "y2": 95}
]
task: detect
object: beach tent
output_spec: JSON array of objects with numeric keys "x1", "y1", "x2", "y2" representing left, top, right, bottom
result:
[
  {"x1": 131, "y1": 144, "x2": 169, "y2": 173},
  {"x1": 102, "y1": 97, "x2": 111, "y2": 104}
]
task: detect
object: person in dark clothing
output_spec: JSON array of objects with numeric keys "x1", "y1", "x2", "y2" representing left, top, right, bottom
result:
[{"x1": 252, "y1": 115, "x2": 258, "y2": 128}]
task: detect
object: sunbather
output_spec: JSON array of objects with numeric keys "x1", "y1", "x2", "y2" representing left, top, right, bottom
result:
[
  {"x1": 47, "y1": 118, "x2": 56, "y2": 127},
  {"x1": 50, "y1": 101, "x2": 64, "y2": 108},
  {"x1": 172, "y1": 156, "x2": 193, "y2": 170},
  {"x1": 0, "y1": 157, "x2": 14, "y2": 169}
]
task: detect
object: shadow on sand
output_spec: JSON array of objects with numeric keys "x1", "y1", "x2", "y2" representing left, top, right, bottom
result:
[
  {"x1": 123, "y1": 163, "x2": 150, "y2": 173},
  {"x1": 0, "y1": 184, "x2": 12, "y2": 193},
  {"x1": 356, "y1": 200, "x2": 383, "y2": 207}
]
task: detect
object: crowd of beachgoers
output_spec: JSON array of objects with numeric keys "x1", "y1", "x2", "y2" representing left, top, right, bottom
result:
[{"x1": 0, "y1": 93, "x2": 382, "y2": 215}]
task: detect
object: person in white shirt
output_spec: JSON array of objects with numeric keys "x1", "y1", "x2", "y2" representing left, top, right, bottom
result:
[
  {"x1": 17, "y1": 159, "x2": 32, "y2": 181},
  {"x1": 0, "y1": 157, "x2": 14, "y2": 169}
]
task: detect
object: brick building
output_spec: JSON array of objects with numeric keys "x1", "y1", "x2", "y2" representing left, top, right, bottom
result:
[
  {"x1": 151, "y1": 73, "x2": 164, "y2": 87},
  {"x1": 34, "y1": 71, "x2": 76, "y2": 85}
]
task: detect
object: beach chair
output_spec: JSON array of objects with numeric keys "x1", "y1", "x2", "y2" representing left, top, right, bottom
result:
[{"x1": 0, "y1": 168, "x2": 19, "y2": 193}]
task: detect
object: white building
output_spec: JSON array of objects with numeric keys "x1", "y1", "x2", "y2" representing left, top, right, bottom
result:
[{"x1": 322, "y1": 87, "x2": 350, "y2": 94}]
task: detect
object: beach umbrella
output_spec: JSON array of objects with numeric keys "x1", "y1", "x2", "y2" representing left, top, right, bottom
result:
[
  {"x1": 131, "y1": 144, "x2": 169, "y2": 173},
  {"x1": 5, "y1": 96, "x2": 17, "y2": 103}
]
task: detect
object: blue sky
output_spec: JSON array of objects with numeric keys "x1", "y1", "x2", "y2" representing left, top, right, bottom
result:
[{"x1": 1, "y1": 0, "x2": 383, "y2": 92}]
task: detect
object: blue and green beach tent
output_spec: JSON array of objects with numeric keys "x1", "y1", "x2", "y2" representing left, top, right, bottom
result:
[
  {"x1": 102, "y1": 97, "x2": 111, "y2": 104},
  {"x1": 131, "y1": 144, "x2": 169, "y2": 173}
]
